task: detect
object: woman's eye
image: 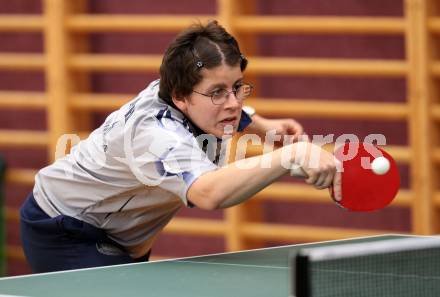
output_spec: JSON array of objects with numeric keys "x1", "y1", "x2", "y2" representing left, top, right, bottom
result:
[{"x1": 210, "y1": 90, "x2": 222, "y2": 97}]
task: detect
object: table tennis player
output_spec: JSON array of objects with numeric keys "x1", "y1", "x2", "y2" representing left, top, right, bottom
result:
[{"x1": 19, "y1": 20, "x2": 339, "y2": 273}]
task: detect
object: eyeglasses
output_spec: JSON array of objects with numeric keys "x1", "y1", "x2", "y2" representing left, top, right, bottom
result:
[{"x1": 192, "y1": 83, "x2": 253, "y2": 105}]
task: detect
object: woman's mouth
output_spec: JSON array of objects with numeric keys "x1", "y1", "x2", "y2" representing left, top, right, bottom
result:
[{"x1": 219, "y1": 116, "x2": 237, "y2": 125}]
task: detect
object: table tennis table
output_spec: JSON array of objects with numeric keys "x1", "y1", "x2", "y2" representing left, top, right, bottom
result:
[{"x1": 0, "y1": 234, "x2": 436, "y2": 297}]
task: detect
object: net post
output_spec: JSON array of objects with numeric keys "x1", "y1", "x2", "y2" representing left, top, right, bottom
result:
[{"x1": 294, "y1": 253, "x2": 311, "y2": 297}]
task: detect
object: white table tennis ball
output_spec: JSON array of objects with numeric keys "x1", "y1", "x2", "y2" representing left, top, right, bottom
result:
[{"x1": 371, "y1": 156, "x2": 390, "y2": 175}]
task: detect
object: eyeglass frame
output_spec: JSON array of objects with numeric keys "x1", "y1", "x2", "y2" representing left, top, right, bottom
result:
[{"x1": 192, "y1": 83, "x2": 254, "y2": 105}]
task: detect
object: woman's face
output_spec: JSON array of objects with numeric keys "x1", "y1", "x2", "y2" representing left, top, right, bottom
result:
[{"x1": 174, "y1": 63, "x2": 244, "y2": 138}]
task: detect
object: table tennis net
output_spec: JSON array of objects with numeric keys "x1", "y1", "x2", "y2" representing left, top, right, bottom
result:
[{"x1": 292, "y1": 237, "x2": 440, "y2": 297}]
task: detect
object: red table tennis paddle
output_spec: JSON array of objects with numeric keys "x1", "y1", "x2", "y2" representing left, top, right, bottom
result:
[{"x1": 290, "y1": 142, "x2": 400, "y2": 212}]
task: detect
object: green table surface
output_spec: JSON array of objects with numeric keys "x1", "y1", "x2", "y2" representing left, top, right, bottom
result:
[{"x1": 0, "y1": 235, "x2": 414, "y2": 297}]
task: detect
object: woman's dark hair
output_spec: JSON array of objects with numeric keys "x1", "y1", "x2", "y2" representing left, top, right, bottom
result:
[{"x1": 158, "y1": 20, "x2": 248, "y2": 106}]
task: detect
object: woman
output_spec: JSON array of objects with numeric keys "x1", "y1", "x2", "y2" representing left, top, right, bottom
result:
[{"x1": 20, "y1": 20, "x2": 338, "y2": 273}]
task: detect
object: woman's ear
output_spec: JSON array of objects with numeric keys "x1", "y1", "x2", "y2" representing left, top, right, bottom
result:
[{"x1": 172, "y1": 96, "x2": 187, "y2": 113}]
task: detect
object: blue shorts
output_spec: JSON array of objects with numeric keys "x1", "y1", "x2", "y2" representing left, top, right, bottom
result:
[{"x1": 20, "y1": 192, "x2": 150, "y2": 273}]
